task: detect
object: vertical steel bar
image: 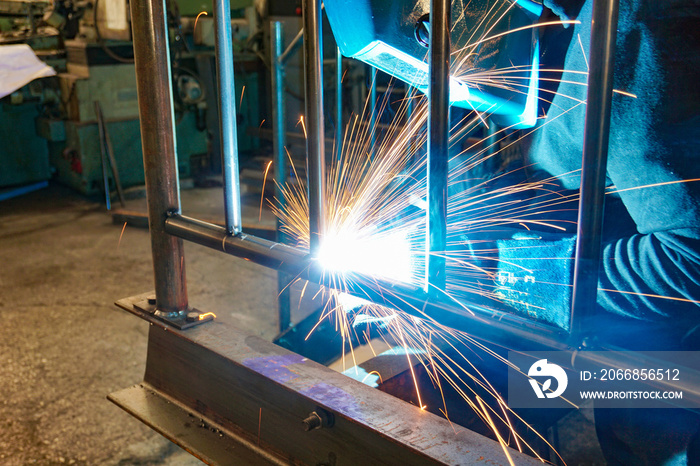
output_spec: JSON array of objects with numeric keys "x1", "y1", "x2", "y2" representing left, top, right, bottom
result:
[
  {"x1": 302, "y1": 0, "x2": 326, "y2": 254},
  {"x1": 335, "y1": 47, "x2": 343, "y2": 161},
  {"x1": 570, "y1": 0, "x2": 620, "y2": 342},
  {"x1": 271, "y1": 22, "x2": 287, "y2": 216},
  {"x1": 406, "y1": 84, "x2": 418, "y2": 163},
  {"x1": 369, "y1": 66, "x2": 377, "y2": 159},
  {"x1": 271, "y1": 21, "x2": 291, "y2": 332},
  {"x1": 485, "y1": 118, "x2": 497, "y2": 156},
  {"x1": 213, "y1": 0, "x2": 243, "y2": 234},
  {"x1": 425, "y1": 0, "x2": 450, "y2": 292},
  {"x1": 129, "y1": 0, "x2": 188, "y2": 312},
  {"x1": 406, "y1": 83, "x2": 415, "y2": 120}
]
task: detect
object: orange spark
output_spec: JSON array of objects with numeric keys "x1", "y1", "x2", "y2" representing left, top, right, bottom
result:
[
  {"x1": 194, "y1": 11, "x2": 207, "y2": 35},
  {"x1": 117, "y1": 221, "x2": 127, "y2": 250}
]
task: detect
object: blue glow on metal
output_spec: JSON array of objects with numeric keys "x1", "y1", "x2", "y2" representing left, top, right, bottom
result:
[
  {"x1": 514, "y1": 0, "x2": 543, "y2": 17},
  {"x1": 324, "y1": 0, "x2": 542, "y2": 128}
]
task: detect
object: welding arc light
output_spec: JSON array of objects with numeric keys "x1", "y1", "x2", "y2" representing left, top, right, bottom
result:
[{"x1": 317, "y1": 229, "x2": 414, "y2": 284}]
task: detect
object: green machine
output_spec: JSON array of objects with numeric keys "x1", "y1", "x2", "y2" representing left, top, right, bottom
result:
[
  {"x1": 48, "y1": 58, "x2": 208, "y2": 195},
  {"x1": 1, "y1": 0, "x2": 261, "y2": 197},
  {"x1": 0, "y1": 84, "x2": 54, "y2": 188}
]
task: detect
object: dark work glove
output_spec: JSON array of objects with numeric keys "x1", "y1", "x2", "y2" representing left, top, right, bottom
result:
[{"x1": 453, "y1": 229, "x2": 577, "y2": 331}]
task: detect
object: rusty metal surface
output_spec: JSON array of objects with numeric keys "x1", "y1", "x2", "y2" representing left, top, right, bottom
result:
[
  {"x1": 114, "y1": 294, "x2": 541, "y2": 465},
  {"x1": 130, "y1": 0, "x2": 188, "y2": 313}
]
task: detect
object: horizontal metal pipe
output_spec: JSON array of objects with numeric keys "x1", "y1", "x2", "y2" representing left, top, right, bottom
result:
[
  {"x1": 163, "y1": 214, "x2": 700, "y2": 408},
  {"x1": 165, "y1": 215, "x2": 568, "y2": 347}
]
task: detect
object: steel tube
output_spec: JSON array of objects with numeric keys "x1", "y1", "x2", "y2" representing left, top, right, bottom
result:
[
  {"x1": 570, "y1": 0, "x2": 620, "y2": 342},
  {"x1": 164, "y1": 214, "x2": 566, "y2": 347},
  {"x1": 271, "y1": 22, "x2": 288, "y2": 224},
  {"x1": 369, "y1": 66, "x2": 377, "y2": 159},
  {"x1": 165, "y1": 215, "x2": 308, "y2": 277},
  {"x1": 335, "y1": 47, "x2": 343, "y2": 161},
  {"x1": 271, "y1": 21, "x2": 291, "y2": 331},
  {"x1": 425, "y1": 0, "x2": 450, "y2": 293},
  {"x1": 213, "y1": 0, "x2": 242, "y2": 234},
  {"x1": 406, "y1": 84, "x2": 418, "y2": 163},
  {"x1": 129, "y1": 0, "x2": 187, "y2": 312},
  {"x1": 302, "y1": 0, "x2": 326, "y2": 254}
]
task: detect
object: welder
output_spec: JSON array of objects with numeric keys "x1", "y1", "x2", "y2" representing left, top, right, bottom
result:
[
  {"x1": 477, "y1": 1, "x2": 700, "y2": 464},
  {"x1": 325, "y1": 0, "x2": 700, "y2": 461}
]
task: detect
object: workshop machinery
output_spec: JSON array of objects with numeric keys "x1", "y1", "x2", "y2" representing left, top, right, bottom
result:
[{"x1": 0, "y1": 0, "x2": 263, "y2": 197}]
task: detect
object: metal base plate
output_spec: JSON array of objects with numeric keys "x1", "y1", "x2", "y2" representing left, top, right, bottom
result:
[{"x1": 131, "y1": 294, "x2": 214, "y2": 330}]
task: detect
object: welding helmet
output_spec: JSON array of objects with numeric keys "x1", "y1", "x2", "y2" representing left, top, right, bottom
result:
[{"x1": 324, "y1": 0, "x2": 543, "y2": 128}]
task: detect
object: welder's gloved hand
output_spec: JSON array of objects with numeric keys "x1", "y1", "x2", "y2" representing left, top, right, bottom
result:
[{"x1": 458, "y1": 229, "x2": 577, "y2": 331}]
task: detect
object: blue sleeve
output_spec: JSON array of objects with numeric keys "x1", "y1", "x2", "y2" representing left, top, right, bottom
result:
[{"x1": 597, "y1": 232, "x2": 700, "y2": 322}]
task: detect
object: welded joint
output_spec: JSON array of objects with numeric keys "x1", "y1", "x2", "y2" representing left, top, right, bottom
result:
[{"x1": 133, "y1": 294, "x2": 215, "y2": 330}]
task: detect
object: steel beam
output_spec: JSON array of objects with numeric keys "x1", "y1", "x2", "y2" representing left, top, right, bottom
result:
[
  {"x1": 129, "y1": 0, "x2": 187, "y2": 313},
  {"x1": 112, "y1": 293, "x2": 540, "y2": 465}
]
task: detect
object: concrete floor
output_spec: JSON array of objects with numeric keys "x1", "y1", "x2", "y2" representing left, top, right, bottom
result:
[
  {"x1": 0, "y1": 183, "x2": 281, "y2": 465},
  {"x1": 0, "y1": 182, "x2": 606, "y2": 465}
]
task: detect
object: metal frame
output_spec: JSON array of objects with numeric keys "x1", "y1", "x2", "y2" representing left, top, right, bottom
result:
[{"x1": 115, "y1": 0, "x2": 700, "y2": 462}]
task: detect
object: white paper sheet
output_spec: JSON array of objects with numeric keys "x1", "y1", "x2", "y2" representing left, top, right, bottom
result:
[{"x1": 0, "y1": 44, "x2": 57, "y2": 99}]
